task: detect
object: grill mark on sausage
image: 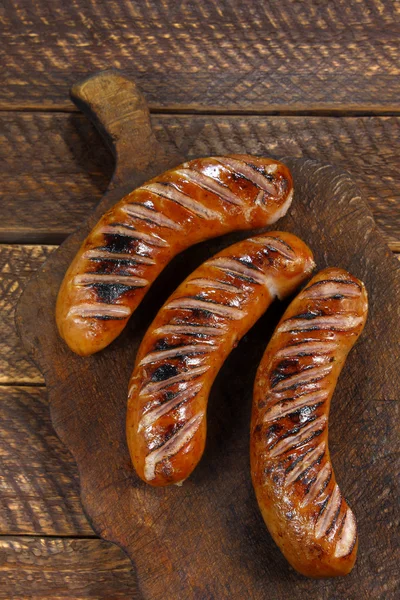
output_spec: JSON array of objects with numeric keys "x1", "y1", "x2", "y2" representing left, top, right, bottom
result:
[
  {"x1": 144, "y1": 413, "x2": 204, "y2": 481},
  {"x1": 139, "y1": 381, "x2": 203, "y2": 431},
  {"x1": 263, "y1": 389, "x2": 328, "y2": 423},
  {"x1": 67, "y1": 303, "x2": 132, "y2": 320},
  {"x1": 186, "y1": 278, "x2": 241, "y2": 294},
  {"x1": 335, "y1": 508, "x2": 357, "y2": 557},
  {"x1": 285, "y1": 442, "x2": 326, "y2": 486},
  {"x1": 209, "y1": 257, "x2": 278, "y2": 295},
  {"x1": 302, "y1": 280, "x2": 362, "y2": 300},
  {"x1": 301, "y1": 461, "x2": 332, "y2": 507},
  {"x1": 305, "y1": 278, "x2": 361, "y2": 291},
  {"x1": 270, "y1": 381, "x2": 330, "y2": 403},
  {"x1": 214, "y1": 157, "x2": 277, "y2": 195},
  {"x1": 84, "y1": 249, "x2": 156, "y2": 266},
  {"x1": 326, "y1": 499, "x2": 343, "y2": 539},
  {"x1": 73, "y1": 273, "x2": 149, "y2": 288},
  {"x1": 154, "y1": 324, "x2": 224, "y2": 338},
  {"x1": 165, "y1": 297, "x2": 246, "y2": 320},
  {"x1": 91, "y1": 283, "x2": 136, "y2": 303},
  {"x1": 275, "y1": 340, "x2": 337, "y2": 359},
  {"x1": 271, "y1": 364, "x2": 332, "y2": 392},
  {"x1": 150, "y1": 364, "x2": 179, "y2": 382},
  {"x1": 278, "y1": 314, "x2": 364, "y2": 333},
  {"x1": 138, "y1": 344, "x2": 212, "y2": 366},
  {"x1": 175, "y1": 168, "x2": 244, "y2": 206},
  {"x1": 142, "y1": 182, "x2": 221, "y2": 220},
  {"x1": 268, "y1": 415, "x2": 327, "y2": 458},
  {"x1": 138, "y1": 365, "x2": 209, "y2": 397},
  {"x1": 291, "y1": 310, "x2": 324, "y2": 320},
  {"x1": 121, "y1": 203, "x2": 182, "y2": 231},
  {"x1": 248, "y1": 235, "x2": 296, "y2": 261},
  {"x1": 315, "y1": 484, "x2": 342, "y2": 539},
  {"x1": 101, "y1": 224, "x2": 168, "y2": 248}
]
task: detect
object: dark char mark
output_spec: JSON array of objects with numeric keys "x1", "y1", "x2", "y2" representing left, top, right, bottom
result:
[
  {"x1": 280, "y1": 402, "x2": 325, "y2": 425},
  {"x1": 154, "y1": 338, "x2": 174, "y2": 351},
  {"x1": 96, "y1": 244, "x2": 151, "y2": 259},
  {"x1": 90, "y1": 283, "x2": 137, "y2": 303},
  {"x1": 151, "y1": 364, "x2": 179, "y2": 382},
  {"x1": 247, "y1": 162, "x2": 275, "y2": 180},
  {"x1": 223, "y1": 271, "x2": 259, "y2": 285},
  {"x1": 292, "y1": 310, "x2": 324, "y2": 320},
  {"x1": 270, "y1": 358, "x2": 301, "y2": 388},
  {"x1": 270, "y1": 371, "x2": 289, "y2": 388},
  {"x1": 103, "y1": 234, "x2": 135, "y2": 254}
]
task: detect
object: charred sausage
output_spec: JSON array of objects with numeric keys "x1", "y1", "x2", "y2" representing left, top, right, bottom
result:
[
  {"x1": 56, "y1": 155, "x2": 294, "y2": 356},
  {"x1": 251, "y1": 267, "x2": 368, "y2": 577},
  {"x1": 127, "y1": 232, "x2": 314, "y2": 486}
]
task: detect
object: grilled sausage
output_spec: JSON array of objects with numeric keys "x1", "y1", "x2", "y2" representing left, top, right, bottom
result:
[
  {"x1": 251, "y1": 268, "x2": 368, "y2": 577},
  {"x1": 56, "y1": 155, "x2": 294, "y2": 356},
  {"x1": 127, "y1": 232, "x2": 314, "y2": 486}
]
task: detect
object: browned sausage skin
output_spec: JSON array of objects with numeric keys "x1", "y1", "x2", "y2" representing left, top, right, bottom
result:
[
  {"x1": 56, "y1": 155, "x2": 294, "y2": 356},
  {"x1": 127, "y1": 232, "x2": 314, "y2": 486},
  {"x1": 251, "y1": 268, "x2": 368, "y2": 577}
]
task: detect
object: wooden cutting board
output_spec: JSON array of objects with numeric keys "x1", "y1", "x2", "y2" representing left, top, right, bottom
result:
[{"x1": 16, "y1": 71, "x2": 400, "y2": 600}]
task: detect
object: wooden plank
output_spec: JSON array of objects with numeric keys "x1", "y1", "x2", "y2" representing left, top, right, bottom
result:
[
  {"x1": 0, "y1": 245, "x2": 56, "y2": 384},
  {"x1": 1, "y1": 112, "x2": 399, "y2": 246},
  {"x1": 0, "y1": 536, "x2": 139, "y2": 599},
  {"x1": 0, "y1": 0, "x2": 399, "y2": 112},
  {"x1": 0, "y1": 385, "x2": 92, "y2": 536}
]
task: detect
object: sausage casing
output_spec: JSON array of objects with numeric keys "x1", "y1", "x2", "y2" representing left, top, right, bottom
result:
[
  {"x1": 56, "y1": 155, "x2": 294, "y2": 356},
  {"x1": 127, "y1": 232, "x2": 314, "y2": 486},
  {"x1": 251, "y1": 267, "x2": 368, "y2": 577}
]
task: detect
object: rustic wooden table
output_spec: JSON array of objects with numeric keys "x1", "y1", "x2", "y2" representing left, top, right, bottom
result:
[{"x1": 1, "y1": 2, "x2": 399, "y2": 598}]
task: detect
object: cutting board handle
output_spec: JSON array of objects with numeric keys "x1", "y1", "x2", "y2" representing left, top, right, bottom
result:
[{"x1": 70, "y1": 69, "x2": 161, "y2": 185}]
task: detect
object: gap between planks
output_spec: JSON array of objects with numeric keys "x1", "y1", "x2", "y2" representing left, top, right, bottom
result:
[
  {"x1": 2, "y1": 105, "x2": 400, "y2": 117},
  {"x1": 0, "y1": 532, "x2": 97, "y2": 539}
]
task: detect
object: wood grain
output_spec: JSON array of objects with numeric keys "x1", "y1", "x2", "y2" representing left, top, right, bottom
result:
[
  {"x1": 0, "y1": 536, "x2": 138, "y2": 599},
  {"x1": 1, "y1": 1, "x2": 399, "y2": 112},
  {"x1": 0, "y1": 245, "x2": 56, "y2": 384},
  {"x1": 1, "y1": 112, "x2": 399, "y2": 246},
  {"x1": 0, "y1": 385, "x2": 92, "y2": 536},
  {"x1": 15, "y1": 71, "x2": 400, "y2": 597}
]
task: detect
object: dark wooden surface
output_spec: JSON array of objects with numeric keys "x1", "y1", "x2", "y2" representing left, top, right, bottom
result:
[
  {"x1": 15, "y1": 70, "x2": 400, "y2": 600},
  {"x1": 1, "y1": 0, "x2": 399, "y2": 113},
  {"x1": 1, "y1": 1, "x2": 399, "y2": 598}
]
